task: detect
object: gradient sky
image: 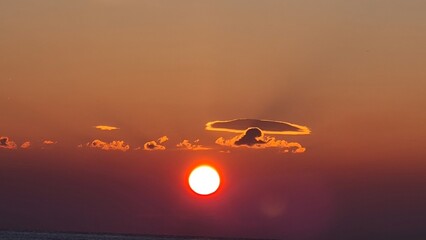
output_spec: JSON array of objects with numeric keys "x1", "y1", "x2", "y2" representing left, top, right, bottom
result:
[{"x1": 1, "y1": 1, "x2": 425, "y2": 239}]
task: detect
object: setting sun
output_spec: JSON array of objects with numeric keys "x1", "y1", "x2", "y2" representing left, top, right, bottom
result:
[{"x1": 188, "y1": 165, "x2": 221, "y2": 195}]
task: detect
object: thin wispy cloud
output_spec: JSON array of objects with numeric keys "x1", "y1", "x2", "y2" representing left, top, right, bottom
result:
[
  {"x1": 176, "y1": 139, "x2": 210, "y2": 151},
  {"x1": 94, "y1": 125, "x2": 120, "y2": 131}
]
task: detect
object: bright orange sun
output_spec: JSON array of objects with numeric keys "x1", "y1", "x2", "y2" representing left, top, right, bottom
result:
[{"x1": 188, "y1": 165, "x2": 221, "y2": 195}]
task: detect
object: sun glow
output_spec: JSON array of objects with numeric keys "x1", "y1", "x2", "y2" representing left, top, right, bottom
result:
[{"x1": 188, "y1": 165, "x2": 221, "y2": 195}]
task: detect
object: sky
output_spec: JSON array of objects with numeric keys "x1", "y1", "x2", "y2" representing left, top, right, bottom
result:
[{"x1": 1, "y1": 1, "x2": 425, "y2": 239}]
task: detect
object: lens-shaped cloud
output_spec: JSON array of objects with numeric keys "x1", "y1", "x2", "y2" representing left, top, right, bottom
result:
[
  {"x1": 206, "y1": 118, "x2": 310, "y2": 135},
  {"x1": 0, "y1": 136, "x2": 17, "y2": 150},
  {"x1": 88, "y1": 139, "x2": 130, "y2": 152},
  {"x1": 216, "y1": 127, "x2": 306, "y2": 153},
  {"x1": 176, "y1": 139, "x2": 210, "y2": 151},
  {"x1": 94, "y1": 125, "x2": 120, "y2": 131}
]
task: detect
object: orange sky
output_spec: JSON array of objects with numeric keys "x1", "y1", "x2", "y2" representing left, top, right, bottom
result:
[
  {"x1": 0, "y1": 1, "x2": 425, "y2": 239},
  {"x1": 1, "y1": 0, "x2": 425, "y2": 156}
]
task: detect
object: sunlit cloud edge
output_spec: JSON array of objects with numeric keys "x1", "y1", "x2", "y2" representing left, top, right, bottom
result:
[{"x1": 205, "y1": 118, "x2": 311, "y2": 135}]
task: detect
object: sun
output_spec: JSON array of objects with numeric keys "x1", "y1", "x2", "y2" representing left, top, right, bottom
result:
[{"x1": 188, "y1": 165, "x2": 221, "y2": 195}]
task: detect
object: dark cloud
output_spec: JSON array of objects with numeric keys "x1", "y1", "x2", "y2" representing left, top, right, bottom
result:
[
  {"x1": 216, "y1": 128, "x2": 306, "y2": 153},
  {"x1": 234, "y1": 128, "x2": 266, "y2": 146},
  {"x1": 0, "y1": 136, "x2": 17, "y2": 149},
  {"x1": 206, "y1": 118, "x2": 310, "y2": 135}
]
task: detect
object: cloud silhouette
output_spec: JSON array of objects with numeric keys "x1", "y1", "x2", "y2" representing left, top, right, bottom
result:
[
  {"x1": 176, "y1": 139, "x2": 210, "y2": 150},
  {"x1": 143, "y1": 136, "x2": 168, "y2": 151},
  {"x1": 20, "y1": 141, "x2": 31, "y2": 149},
  {"x1": 206, "y1": 119, "x2": 310, "y2": 135},
  {"x1": 88, "y1": 139, "x2": 130, "y2": 152},
  {"x1": 0, "y1": 136, "x2": 17, "y2": 149},
  {"x1": 94, "y1": 125, "x2": 120, "y2": 131},
  {"x1": 234, "y1": 128, "x2": 266, "y2": 146},
  {"x1": 215, "y1": 128, "x2": 306, "y2": 153}
]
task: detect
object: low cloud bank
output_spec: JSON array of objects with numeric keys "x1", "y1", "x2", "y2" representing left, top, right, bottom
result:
[{"x1": 216, "y1": 127, "x2": 306, "y2": 153}]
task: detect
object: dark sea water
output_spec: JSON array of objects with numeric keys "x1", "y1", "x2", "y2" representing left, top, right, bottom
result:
[{"x1": 0, "y1": 232, "x2": 231, "y2": 240}]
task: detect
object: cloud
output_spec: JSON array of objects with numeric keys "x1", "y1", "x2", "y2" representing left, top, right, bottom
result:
[
  {"x1": 144, "y1": 141, "x2": 165, "y2": 151},
  {"x1": 176, "y1": 139, "x2": 210, "y2": 150},
  {"x1": 263, "y1": 138, "x2": 306, "y2": 153},
  {"x1": 94, "y1": 125, "x2": 120, "y2": 131},
  {"x1": 0, "y1": 136, "x2": 17, "y2": 149},
  {"x1": 215, "y1": 127, "x2": 306, "y2": 153},
  {"x1": 43, "y1": 140, "x2": 57, "y2": 145},
  {"x1": 215, "y1": 128, "x2": 266, "y2": 147},
  {"x1": 158, "y1": 136, "x2": 169, "y2": 144},
  {"x1": 234, "y1": 127, "x2": 267, "y2": 146},
  {"x1": 143, "y1": 136, "x2": 168, "y2": 151},
  {"x1": 88, "y1": 139, "x2": 130, "y2": 152},
  {"x1": 20, "y1": 141, "x2": 31, "y2": 149},
  {"x1": 206, "y1": 118, "x2": 311, "y2": 135}
]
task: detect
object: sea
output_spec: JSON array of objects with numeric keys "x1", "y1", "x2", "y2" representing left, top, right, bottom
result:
[{"x1": 0, "y1": 231, "x2": 233, "y2": 240}]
